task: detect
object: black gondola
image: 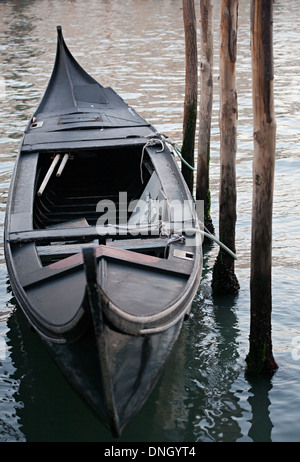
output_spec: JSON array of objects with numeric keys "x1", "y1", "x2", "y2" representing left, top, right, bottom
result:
[{"x1": 4, "y1": 26, "x2": 203, "y2": 437}]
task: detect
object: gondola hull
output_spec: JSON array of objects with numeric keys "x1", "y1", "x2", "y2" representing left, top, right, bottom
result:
[
  {"x1": 43, "y1": 316, "x2": 183, "y2": 436},
  {"x1": 4, "y1": 27, "x2": 203, "y2": 436}
]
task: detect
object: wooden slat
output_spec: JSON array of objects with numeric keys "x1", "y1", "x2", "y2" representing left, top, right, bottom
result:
[
  {"x1": 23, "y1": 244, "x2": 191, "y2": 289},
  {"x1": 36, "y1": 237, "x2": 168, "y2": 258},
  {"x1": 8, "y1": 225, "x2": 162, "y2": 244}
]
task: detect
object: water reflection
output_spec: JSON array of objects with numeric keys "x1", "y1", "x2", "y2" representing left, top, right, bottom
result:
[
  {"x1": 6, "y1": 300, "x2": 111, "y2": 442},
  {"x1": 133, "y1": 247, "x2": 246, "y2": 442},
  {"x1": 189, "y1": 249, "x2": 242, "y2": 441},
  {"x1": 182, "y1": 247, "x2": 275, "y2": 442},
  {"x1": 247, "y1": 376, "x2": 273, "y2": 442},
  {"x1": 3, "y1": 266, "x2": 275, "y2": 442}
]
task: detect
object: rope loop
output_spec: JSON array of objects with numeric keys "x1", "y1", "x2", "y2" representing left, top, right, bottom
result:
[
  {"x1": 140, "y1": 135, "x2": 166, "y2": 183},
  {"x1": 145, "y1": 132, "x2": 196, "y2": 172}
]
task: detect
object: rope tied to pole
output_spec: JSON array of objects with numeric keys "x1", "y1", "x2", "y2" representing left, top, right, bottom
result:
[
  {"x1": 137, "y1": 132, "x2": 237, "y2": 260},
  {"x1": 140, "y1": 132, "x2": 196, "y2": 184},
  {"x1": 167, "y1": 142, "x2": 196, "y2": 172}
]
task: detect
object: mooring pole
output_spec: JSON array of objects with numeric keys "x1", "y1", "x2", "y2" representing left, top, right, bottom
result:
[
  {"x1": 212, "y1": 0, "x2": 239, "y2": 295},
  {"x1": 196, "y1": 0, "x2": 215, "y2": 235},
  {"x1": 181, "y1": 0, "x2": 198, "y2": 194},
  {"x1": 246, "y1": 0, "x2": 278, "y2": 375}
]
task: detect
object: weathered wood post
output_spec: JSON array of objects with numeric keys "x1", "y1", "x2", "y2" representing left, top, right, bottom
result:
[
  {"x1": 212, "y1": 0, "x2": 239, "y2": 294},
  {"x1": 181, "y1": 0, "x2": 198, "y2": 193},
  {"x1": 246, "y1": 0, "x2": 278, "y2": 375},
  {"x1": 196, "y1": 0, "x2": 215, "y2": 235}
]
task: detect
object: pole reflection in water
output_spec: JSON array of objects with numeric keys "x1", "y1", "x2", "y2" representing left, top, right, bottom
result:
[{"x1": 247, "y1": 377, "x2": 273, "y2": 442}]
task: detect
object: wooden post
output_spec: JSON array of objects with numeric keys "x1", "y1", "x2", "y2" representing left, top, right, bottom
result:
[
  {"x1": 246, "y1": 0, "x2": 278, "y2": 375},
  {"x1": 196, "y1": 0, "x2": 215, "y2": 235},
  {"x1": 212, "y1": 0, "x2": 239, "y2": 294},
  {"x1": 181, "y1": 0, "x2": 198, "y2": 193}
]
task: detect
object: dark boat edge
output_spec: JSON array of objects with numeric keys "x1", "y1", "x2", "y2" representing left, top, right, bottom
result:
[{"x1": 83, "y1": 246, "x2": 121, "y2": 436}]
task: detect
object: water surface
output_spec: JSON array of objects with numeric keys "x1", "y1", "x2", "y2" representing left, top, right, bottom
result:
[{"x1": 0, "y1": 0, "x2": 299, "y2": 442}]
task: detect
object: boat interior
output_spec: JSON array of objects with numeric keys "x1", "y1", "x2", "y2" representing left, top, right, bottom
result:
[
  {"x1": 33, "y1": 145, "x2": 172, "y2": 265},
  {"x1": 34, "y1": 146, "x2": 154, "y2": 229}
]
